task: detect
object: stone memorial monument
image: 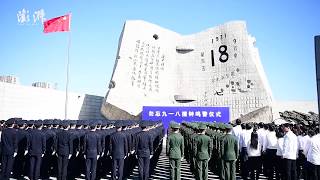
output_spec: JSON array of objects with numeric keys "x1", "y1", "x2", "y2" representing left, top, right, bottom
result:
[{"x1": 101, "y1": 20, "x2": 273, "y2": 122}]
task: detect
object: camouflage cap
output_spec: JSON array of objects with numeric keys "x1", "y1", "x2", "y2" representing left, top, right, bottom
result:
[
  {"x1": 198, "y1": 123, "x2": 207, "y2": 130},
  {"x1": 219, "y1": 123, "x2": 226, "y2": 130},
  {"x1": 209, "y1": 123, "x2": 217, "y2": 129},
  {"x1": 171, "y1": 123, "x2": 180, "y2": 129},
  {"x1": 225, "y1": 124, "x2": 233, "y2": 129}
]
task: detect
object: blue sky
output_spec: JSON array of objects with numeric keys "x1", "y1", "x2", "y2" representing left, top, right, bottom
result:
[{"x1": 0, "y1": 0, "x2": 319, "y2": 101}]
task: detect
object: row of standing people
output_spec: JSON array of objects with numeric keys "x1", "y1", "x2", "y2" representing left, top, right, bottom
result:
[
  {"x1": 180, "y1": 121, "x2": 238, "y2": 180},
  {"x1": 0, "y1": 118, "x2": 164, "y2": 180},
  {"x1": 178, "y1": 119, "x2": 320, "y2": 180},
  {"x1": 232, "y1": 120, "x2": 320, "y2": 180}
]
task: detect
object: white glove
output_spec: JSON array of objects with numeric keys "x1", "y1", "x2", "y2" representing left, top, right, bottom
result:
[
  {"x1": 41, "y1": 154, "x2": 44, "y2": 158},
  {"x1": 84, "y1": 155, "x2": 86, "y2": 159},
  {"x1": 52, "y1": 151, "x2": 56, "y2": 156},
  {"x1": 24, "y1": 150, "x2": 28, "y2": 156},
  {"x1": 68, "y1": 154, "x2": 72, "y2": 159},
  {"x1": 76, "y1": 151, "x2": 79, "y2": 157},
  {"x1": 97, "y1": 155, "x2": 100, "y2": 160},
  {"x1": 13, "y1": 152, "x2": 17, "y2": 157},
  {"x1": 149, "y1": 155, "x2": 153, "y2": 159}
]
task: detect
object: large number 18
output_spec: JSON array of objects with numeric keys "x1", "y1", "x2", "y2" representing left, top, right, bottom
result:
[{"x1": 211, "y1": 45, "x2": 229, "y2": 66}]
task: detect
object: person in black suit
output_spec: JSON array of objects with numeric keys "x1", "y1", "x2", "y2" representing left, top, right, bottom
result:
[
  {"x1": 50, "y1": 119, "x2": 60, "y2": 177},
  {"x1": 56, "y1": 121, "x2": 73, "y2": 180},
  {"x1": 40, "y1": 120, "x2": 56, "y2": 179},
  {"x1": 84, "y1": 122, "x2": 101, "y2": 180},
  {"x1": 75, "y1": 120, "x2": 86, "y2": 178},
  {"x1": 101, "y1": 121, "x2": 116, "y2": 178},
  {"x1": 0, "y1": 120, "x2": 5, "y2": 158},
  {"x1": 1, "y1": 119, "x2": 18, "y2": 180},
  {"x1": 135, "y1": 122, "x2": 153, "y2": 180},
  {"x1": 13, "y1": 120, "x2": 28, "y2": 179},
  {"x1": 95, "y1": 120, "x2": 105, "y2": 179},
  {"x1": 28, "y1": 120, "x2": 46, "y2": 180},
  {"x1": 67, "y1": 120, "x2": 81, "y2": 180},
  {"x1": 24, "y1": 120, "x2": 35, "y2": 176},
  {"x1": 122, "y1": 121, "x2": 132, "y2": 178},
  {"x1": 110, "y1": 122, "x2": 128, "y2": 180}
]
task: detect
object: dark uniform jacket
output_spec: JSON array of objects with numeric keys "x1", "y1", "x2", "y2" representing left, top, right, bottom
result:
[
  {"x1": 135, "y1": 131, "x2": 153, "y2": 157},
  {"x1": 28, "y1": 129, "x2": 46, "y2": 155},
  {"x1": 96, "y1": 129, "x2": 105, "y2": 155},
  {"x1": 110, "y1": 131, "x2": 127, "y2": 159},
  {"x1": 103, "y1": 128, "x2": 115, "y2": 154},
  {"x1": 56, "y1": 130, "x2": 73, "y2": 156},
  {"x1": 43, "y1": 128, "x2": 56, "y2": 154},
  {"x1": 16, "y1": 128, "x2": 28, "y2": 154},
  {"x1": 69, "y1": 129, "x2": 81, "y2": 155},
  {"x1": 1, "y1": 128, "x2": 17, "y2": 155},
  {"x1": 84, "y1": 131, "x2": 101, "y2": 158}
]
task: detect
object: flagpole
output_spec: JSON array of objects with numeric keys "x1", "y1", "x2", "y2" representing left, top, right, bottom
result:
[{"x1": 65, "y1": 14, "x2": 71, "y2": 120}]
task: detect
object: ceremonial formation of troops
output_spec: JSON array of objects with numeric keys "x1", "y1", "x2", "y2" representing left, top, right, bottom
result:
[
  {"x1": 0, "y1": 118, "x2": 164, "y2": 180},
  {"x1": 1, "y1": 117, "x2": 320, "y2": 180},
  {"x1": 167, "y1": 119, "x2": 320, "y2": 180}
]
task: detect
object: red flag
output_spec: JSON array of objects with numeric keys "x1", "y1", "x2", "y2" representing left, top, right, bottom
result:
[{"x1": 43, "y1": 14, "x2": 71, "y2": 33}]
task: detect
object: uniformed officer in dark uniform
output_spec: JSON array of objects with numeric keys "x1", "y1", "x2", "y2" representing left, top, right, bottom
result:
[
  {"x1": 122, "y1": 121, "x2": 132, "y2": 178},
  {"x1": 0, "y1": 120, "x2": 5, "y2": 158},
  {"x1": 56, "y1": 121, "x2": 73, "y2": 180},
  {"x1": 96, "y1": 120, "x2": 107, "y2": 179},
  {"x1": 149, "y1": 121, "x2": 164, "y2": 173},
  {"x1": 40, "y1": 119, "x2": 57, "y2": 179},
  {"x1": 1, "y1": 118, "x2": 18, "y2": 180},
  {"x1": 13, "y1": 120, "x2": 28, "y2": 179},
  {"x1": 49, "y1": 119, "x2": 60, "y2": 177},
  {"x1": 110, "y1": 122, "x2": 128, "y2": 180},
  {"x1": 135, "y1": 121, "x2": 154, "y2": 180},
  {"x1": 67, "y1": 120, "x2": 81, "y2": 180},
  {"x1": 77, "y1": 120, "x2": 90, "y2": 177},
  {"x1": 102, "y1": 121, "x2": 116, "y2": 177},
  {"x1": 84, "y1": 121, "x2": 101, "y2": 180},
  {"x1": 74, "y1": 120, "x2": 86, "y2": 177},
  {"x1": 28, "y1": 120, "x2": 46, "y2": 180},
  {"x1": 129, "y1": 121, "x2": 140, "y2": 173}
]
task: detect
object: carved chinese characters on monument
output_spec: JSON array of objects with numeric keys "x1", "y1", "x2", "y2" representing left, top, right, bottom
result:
[{"x1": 130, "y1": 40, "x2": 165, "y2": 93}]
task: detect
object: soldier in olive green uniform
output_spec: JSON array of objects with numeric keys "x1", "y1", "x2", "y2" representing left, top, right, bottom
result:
[
  {"x1": 206, "y1": 123, "x2": 219, "y2": 174},
  {"x1": 194, "y1": 123, "x2": 212, "y2": 180},
  {"x1": 189, "y1": 125, "x2": 196, "y2": 174},
  {"x1": 217, "y1": 123, "x2": 226, "y2": 178},
  {"x1": 220, "y1": 124, "x2": 238, "y2": 180},
  {"x1": 166, "y1": 123, "x2": 184, "y2": 180}
]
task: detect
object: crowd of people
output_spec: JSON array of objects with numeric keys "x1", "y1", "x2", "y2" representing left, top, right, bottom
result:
[
  {"x1": 233, "y1": 119, "x2": 320, "y2": 180},
  {"x1": 0, "y1": 118, "x2": 164, "y2": 180},
  {"x1": 178, "y1": 121, "x2": 237, "y2": 180},
  {"x1": 1, "y1": 117, "x2": 319, "y2": 180},
  {"x1": 167, "y1": 119, "x2": 320, "y2": 180}
]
